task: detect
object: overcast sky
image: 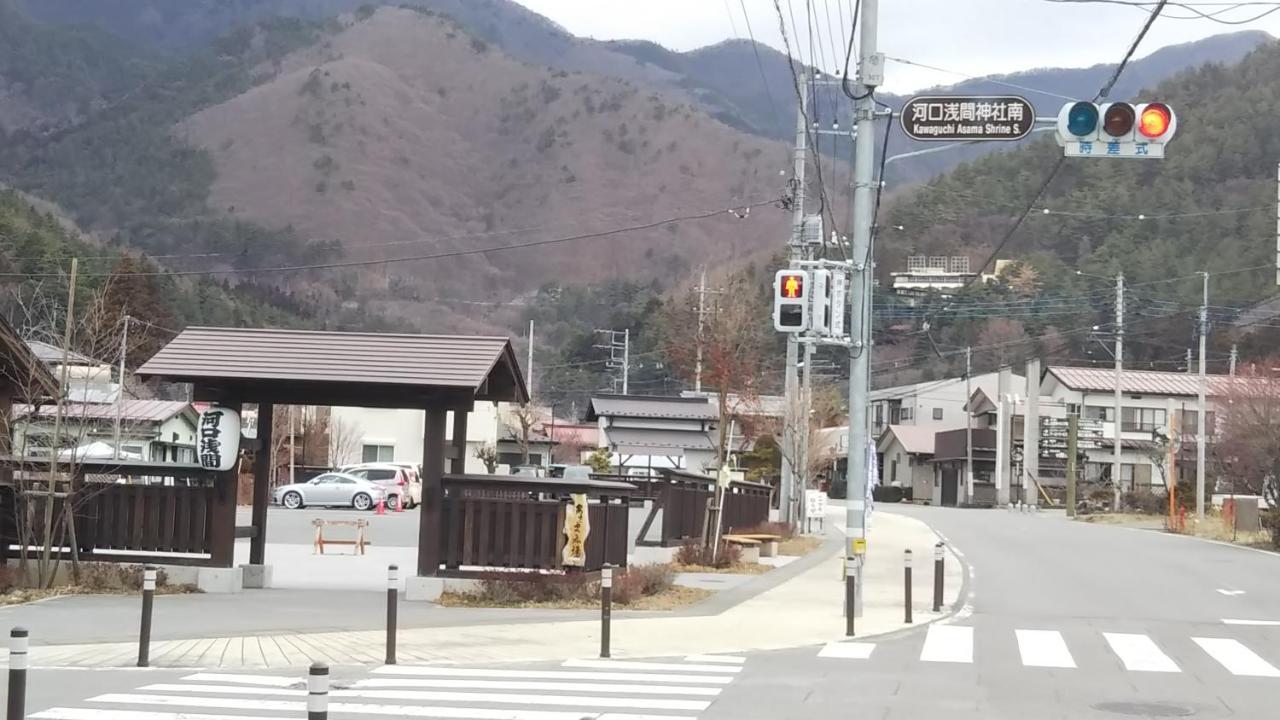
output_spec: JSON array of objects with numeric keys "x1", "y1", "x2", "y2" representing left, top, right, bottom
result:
[{"x1": 513, "y1": 0, "x2": 1280, "y2": 92}]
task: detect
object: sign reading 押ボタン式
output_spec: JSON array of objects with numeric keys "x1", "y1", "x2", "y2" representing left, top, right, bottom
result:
[
  {"x1": 197, "y1": 406, "x2": 241, "y2": 472},
  {"x1": 562, "y1": 492, "x2": 590, "y2": 567},
  {"x1": 900, "y1": 95, "x2": 1035, "y2": 142}
]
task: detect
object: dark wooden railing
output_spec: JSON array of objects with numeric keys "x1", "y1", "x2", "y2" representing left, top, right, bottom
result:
[
  {"x1": 636, "y1": 470, "x2": 774, "y2": 547},
  {"x1": 439, "y1": 474, "x2": 633, "y2": 576},
  {"x1": 0, "y1": 458, "x2": 229, "y2": 566},
  {"x1": 722, "y1": 480, "x2": 773, "y2": 533}
]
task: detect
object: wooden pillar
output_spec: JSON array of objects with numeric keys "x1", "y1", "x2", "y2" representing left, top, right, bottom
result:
[
  {"x1": 209, "y1": 396, "x2": 243, "y2": 568},
  {"x1": 450, "y1": 409, "x2": 468, "y2": 475},
  {"x1": 249, "y1": 402, "x2": 273, "y2": 566},
  {"x1": 418, "y1": 407, "x2": 448, "y2": 577}
]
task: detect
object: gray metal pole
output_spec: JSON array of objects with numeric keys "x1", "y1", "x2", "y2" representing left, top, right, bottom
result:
[
  {"x1": 600, "y1": 563, "x2": 613, "y2": 658},
  {"x1": 7, "y1": 628, "x2": 27, "y2": 720},
  {"x1": 782, "y1": 70, "x2": 808, "y2": 527},
  {"x1": 903, "y1": 549, "x2": 913, "y2": 624},
  {"x1": 385, "y1": 564, "x2": 398, "y2": 665},
  {"x1": 1113, "y1": 273, "x2": 1124, "y2": 511},
  {"x1": 965, "y1": 347, "x2": 973, "y2": 503},
  {"x1": 1197, "y1": 272, "x2": 1209, "y2": 521},
  {"x1": 137, "y1": 566, "x2": 155, "y2": 667},
  {"x1": 845, "y1": 0, "x2": 879, "y2": 615}
]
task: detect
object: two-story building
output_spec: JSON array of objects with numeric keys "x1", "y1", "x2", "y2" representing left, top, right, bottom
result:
[{"x1": 870, "y1": 371, "x2": 1011, "y2": 439}]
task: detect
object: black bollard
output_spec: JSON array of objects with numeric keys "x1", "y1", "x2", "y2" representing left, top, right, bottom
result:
[
  {"x1": 904, "y1": 549, "x2": 913, "y2": 624},
  {"x1": 933, "y1": 542, "x2": 945, "y2": 613},
  {"x1": 386, "y1": 564, "x2": 399, "y2": 665},
  {"x1": 7, "y1": 627, "x2": 28, "y2": 720},
  {"x1": 600, "y1": 563, "x2": 613, "y2": 659},
  {"x1": 137, "y1": 565, "x2": 156, "y2": 667}
]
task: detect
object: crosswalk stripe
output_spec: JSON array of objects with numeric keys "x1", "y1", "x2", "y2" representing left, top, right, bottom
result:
[
  {"x1": 351, "y1": 677, "x2": 721, "y2": 695},
  {"x1": 1103, "y1": 633, "x2": 1180, "y2": 673},
  {"x1": 372, "y1": 666, "x2": 734, "y2": 684},
  {"x1": 563, "y1": 659, "x2": 741, "y2": 674},
  {"x1": 919, "y1": 625, "x2": 973, "y2": 664},
  {"x1": 1193, "y1": 638, "x2": 1280, "y2": 677},
  {"x1": 682, "y1": 654, "x2": 746, "y2": 664},
  {"x1": 90, "y1": 694, "x2": 696, "y2": 720},
  {"x1": 817, "y1": 642, "x2": 876, "y2": 659},
  {"x1": 1015, "y1": 630, "x2": 1076, "y2": 669},
  {"x1": 32, "y1": 710, "x2": 285, "y2": 720},
  {"x1": 138, "y1": 683, "x2": 711, "y2": 711},
  {"x1": 182, "y1": 672, "x2": 301, "y2": 687}
]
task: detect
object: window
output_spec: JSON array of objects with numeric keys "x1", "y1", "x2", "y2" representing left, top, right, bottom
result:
[
  {"x1": 874, "y1": 404, "x2": 884, "y2": 425},
  {"x1": 900, "y1": 407, "x2": 914, "y2": 422},
  {"x1": 1084, "y1": 406, "x2": 1114, "y2": 422},
  {"x1": 1180, "y1": 409, "x2": 1216, "y2": 435},
  {"x1": 932, "y1": 408, "x2": 944, "y2": 421},
  {"x1": 1121, "y1": 407, "x2": 1166, "y2": 432},
  {"x1": 1066, "y1": 403, "x2": 1081, "y2": 417},
  {"x1": 362, "y1": 444, "x2": 394, "y2": 463}
]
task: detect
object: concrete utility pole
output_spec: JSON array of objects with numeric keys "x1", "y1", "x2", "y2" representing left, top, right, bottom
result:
[
  {"x1": 1113, "y1": 272, "x2": 1124, "y2": 511},
  {"x1": 695, "y1": 268, "x2": 707, "y2": 394},
  {"x1": 113, "y1": 314, "x2": 129, "y2": 460},
  {"x1": 1066, "y1": 412, "x2": 1079, "y2": 518},
  {"x1": 965, "y1": 347, "x2": 974, "y2": 503},
  {"x1": 527, "y1": 320, "x2": 535, "y2": 397},
  {"x1": 1023, "y1": 358, "x2": 1041, "y2": 507},
  {"x1": 781, "y1": 69, "x2": 809, "y2": 526},
  {"x1": 845, "y1": 0, "x2": 880, "y2": 614},
  {"x1": 1230, "y1": 344, "x2": 1238, "y2": 377},
  {"x1": 1186, "y1": 348, "x2": 1193, "y2": 374},
  {"x1": 995, "y1": 367, "x2": 1011, "y2": 507},
  {"x1": 622, "y1": 328, "x2": 631, "y2": 396},
  {"x1": 1196, "y1": 272, "x2": 1209, "y2": 521}
]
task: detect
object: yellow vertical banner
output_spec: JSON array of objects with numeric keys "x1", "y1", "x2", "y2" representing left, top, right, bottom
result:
[{"x1": 562, "y1": 493, "x2": 590, "y2": 567}]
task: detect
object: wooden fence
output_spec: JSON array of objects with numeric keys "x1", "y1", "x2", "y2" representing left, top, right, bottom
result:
[
  {"x1": 634, "y1": 470, "x2": 774, "y2": 547},
  {"x1": 439, "y1": 474, "x2": 632, "y2": 576}
]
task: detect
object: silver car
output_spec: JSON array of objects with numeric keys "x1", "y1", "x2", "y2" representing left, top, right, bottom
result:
[{"x1": 273, "y1": 472, "x2": 387, "y2": 511}]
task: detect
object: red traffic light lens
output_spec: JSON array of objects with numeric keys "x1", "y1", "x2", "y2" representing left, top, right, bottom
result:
[
  {"x1": 780, "y1": 274, "x2": 804, "y2": 299},
  {"x1": 1102, "y1": 103, "x2": 1135, "y2": 137},
  {"x1": 1139, "y1": 103, "x2": 1172, "y2": 138}
]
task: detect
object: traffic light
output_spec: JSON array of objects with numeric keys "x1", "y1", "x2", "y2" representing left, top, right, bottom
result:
[
  {"x1": 773, "y1": 269, "x2": 809, "y2": 332},
  {"x1": 1055, "y1": 101, "x2": 1176, "y2": 158}
]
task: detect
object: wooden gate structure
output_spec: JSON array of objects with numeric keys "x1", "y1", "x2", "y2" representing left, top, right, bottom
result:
[{"x1": 632, "y1": 468, "x2": 773, "y2": 547}]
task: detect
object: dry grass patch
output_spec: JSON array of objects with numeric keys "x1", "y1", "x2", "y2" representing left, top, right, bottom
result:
[{"x1": 438, "y1": 563, "x2": 709, "y2": 610}]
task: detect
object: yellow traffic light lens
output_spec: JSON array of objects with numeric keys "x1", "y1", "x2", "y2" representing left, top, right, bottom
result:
[{"x1": 1139, "y1": 103, "x2": 1171, "y2": 138}]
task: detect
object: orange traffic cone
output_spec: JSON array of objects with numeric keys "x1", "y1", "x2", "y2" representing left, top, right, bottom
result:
[
  {"x1": 376, "y1": 496, "x2": 386, "y2": 515},
  {"x1": 394, "y1": 494, "x2": 404, "y2": 512}
]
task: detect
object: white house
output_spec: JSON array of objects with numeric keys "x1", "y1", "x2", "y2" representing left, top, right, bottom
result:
[
  {"x1": 877, "y1": 425, "x2": 936, "y2": 501},
  {"x1": 12, "y1": 399, "x2": 198, "y2": 462},
  {"x1": 870, "y1": 371, "x2": 1012, "y2": 439},
  {"x1": 1040, "y1": 366, "x2": 1227, "y2": 491}
]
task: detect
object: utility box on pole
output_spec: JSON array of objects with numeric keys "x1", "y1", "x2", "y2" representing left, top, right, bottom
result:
[{"x1": 810, "y1": 270, "x2": 831, "y2": 336}]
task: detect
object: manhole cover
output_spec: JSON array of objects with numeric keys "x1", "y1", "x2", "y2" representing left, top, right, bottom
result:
[{"x1": 1093, "y1": 701, "x2": 1194, "y2": 717}]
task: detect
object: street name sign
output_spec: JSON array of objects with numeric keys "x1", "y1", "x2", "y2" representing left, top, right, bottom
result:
[{"x1": 900, "y1": 95, "x2": 1035, "y2": 142}]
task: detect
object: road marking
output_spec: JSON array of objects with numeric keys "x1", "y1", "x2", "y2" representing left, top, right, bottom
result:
[
  {"x1": 351, "y1": 678, "x2": 721, "y2": 696},
  {"x1": 33, "y1": 710, "x2": 283, "y2": 720},
  {"x1": 818, "y1": 642, "x2": 875, "y2": 659},
  {"x1": 183, "y1": 673, "x2": 300, "y2": 687},
  {"x1": 1221, "y1": 619, "x2": 1280, "y2": 626},
  {"x1": 140, "y1": 684, "x2": 709, "y2": 711},
  {"x1": 1102, "y1": 633, "x2": 1180, "y2": 673},
  {"x1": 563, "y1": 658, "x2": 740, "y2": 673},
  {"x1": 372, "y1": 666, "x2": 734, "y2": 684},
  {"x1": 1193, "y1": 638, "x2": 1280, "y2": 677},
  {"x1": 92, "y1": 693, "x2": 697, "y2": 720},
  {"x1": 1015, "y1": 630, "x2": 1076, "y2": 669},
  {"x1": 919, "y1": 625, "x2": 973, "y2": 664},
  {"x1": 682, "y1": 654, "x2": 745, "y2": 664},
  {"x1": 1216, "y1": 589, "x2": 1246, "y2": 596}
]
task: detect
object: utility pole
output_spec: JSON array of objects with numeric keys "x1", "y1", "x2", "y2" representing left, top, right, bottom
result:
[
  {"x1": 1112, "y1": 273, "x2": 1124, "y2": 511},
  {"x1": 1066, "y1": 412, "x2": 1079, "y2": 518},
  {"x1": 595, "y1": 329, "x2": 631, "y2": 395},
  {"x1": 289, "y1": 405, "x2": 296, "y2": 484},
  {"x1": 527, "y1": 320, "x2": 535, "y2": 397},
  {"x1": 1230, "y1": 344, "x2": 1238, "y2": 376},
  {"x1": 845, "y1": 0, "x2": 880, "y2": 616},
  {"x1": 113, "y1": 314, "x2": 129, "y2": 460},
  {"x1": 781, "y1": 68, "x2": 809, "y2": 527},
  {"x1": 623, "y1": 328, "x2": 630, "y2": 396},
  {"x1": 42, "y1": 258, "x2": 78, "y2": 579},
  {"x1": 695, "y1": 268, "x2": 707, "y2": 394},
  {"x1": 1196, "y1": 271, "x2": 1209, "y2": 521},
  {"x1": 965, "y1": 347, "x2": 973, "y2": 503},
  {"x1": 1186, "y1": 348, "x2": 1193, "y2": 374}
]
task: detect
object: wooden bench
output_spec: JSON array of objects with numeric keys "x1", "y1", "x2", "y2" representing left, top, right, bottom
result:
[
  {"x1": 313, "y1": 518, "x2": 369, "y2": 556},
  {"x1": 723, "y1": 533, "x2": 781, "y2": 558},
  {"x1": 721, "y1": 535, "x2": 762, "y2": 564}
]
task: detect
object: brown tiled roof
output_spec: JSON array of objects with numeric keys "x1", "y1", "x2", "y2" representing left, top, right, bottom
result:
[
  {"x1": 0, "y1": 315, "x2": 59, "y2": 398},
  {"x1": 1046, "y1": 366, "x2": 1229, "y2": 397},
  {"x1": 136, "y1": 327, "x2": 528, "y2": 401},
  {"x1": 587, "y1": 395, "x2": 717, "y2": 420}
]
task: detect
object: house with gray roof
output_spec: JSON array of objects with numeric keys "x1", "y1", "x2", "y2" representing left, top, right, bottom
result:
[{"x1": 587, "y1": 394, "x2": 739, "y2": 475}]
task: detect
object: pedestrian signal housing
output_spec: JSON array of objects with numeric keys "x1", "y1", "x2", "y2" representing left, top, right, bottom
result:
[{"x1": 773, "y1": 270, "x2": 809, "y2": 332}]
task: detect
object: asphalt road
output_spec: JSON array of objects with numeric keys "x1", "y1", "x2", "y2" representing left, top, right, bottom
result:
[
  {"x1": 706, "y1": 506, "x2": 1280, "y2": 719},
  {"x1": 240, "y1": 505, "x2": 424, "y2": 546}
]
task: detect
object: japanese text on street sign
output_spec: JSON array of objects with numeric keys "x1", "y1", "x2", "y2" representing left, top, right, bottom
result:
[
  {"x1": 562, "y1": 493, "x2": 590, "y2": 567},
  {"x1": 900, "y1": 95, "x2": 1035, "y2": 142},
  {"x1": 1063, "y1": 140, "x2": 1164, "y2": 159}
]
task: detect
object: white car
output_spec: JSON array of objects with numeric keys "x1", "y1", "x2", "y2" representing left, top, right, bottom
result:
[
  {"x1": 273, "y1": 472, "x2": 389, "y2": 511},
  {"x1": 339, "y1": 463, "x2": 422, "y2": 509}
]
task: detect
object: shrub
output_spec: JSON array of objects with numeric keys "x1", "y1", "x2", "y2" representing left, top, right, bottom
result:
[
  {"x1": 1262, "y1": 510, "x2": 1280, "y2": 550},
  {"x1": 612, "y1": 564, "x2": 674, "y2": 605},
  {"x1": 675, "y1": 539, "x2": 741, "y2": 569},
  {"x1": 1122, "y1": 491, "x2": 1167, "y2": 515}
]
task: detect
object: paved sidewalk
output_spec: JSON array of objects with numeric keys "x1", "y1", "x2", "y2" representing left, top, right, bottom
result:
[{"x1": 22, "y1": 509, "x2": 961, "y2": 669}]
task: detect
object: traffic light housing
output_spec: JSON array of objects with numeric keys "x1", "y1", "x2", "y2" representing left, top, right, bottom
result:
[
  {"x1": 1055, "y1": 100, "x2": 1176, "y2": 158},
  {"x1": 773, "y1": 270, "x2": 809, "y2": 332}
]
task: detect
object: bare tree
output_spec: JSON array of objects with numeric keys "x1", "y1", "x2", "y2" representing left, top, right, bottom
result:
[
  {"x1": 505, "y1": 402, "x2": 540, "y2": 466},
  {"x1": 551, "y1": 426, "x2": 587, "y2": 464},
  {"x1": 328, "y1": 415, "x2": 362, "y2": 467},
  {"x1": 473, "y1": 443, "x2": 499, "y2": 474},
  {"x1": 1212, "y1": 368, "x2": 1280, "y2": 545}
]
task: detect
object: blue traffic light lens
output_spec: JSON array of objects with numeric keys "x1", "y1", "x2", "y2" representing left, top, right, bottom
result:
[{"x1": 1066, "y1": 102, "x2": 1098, "y2": 136}]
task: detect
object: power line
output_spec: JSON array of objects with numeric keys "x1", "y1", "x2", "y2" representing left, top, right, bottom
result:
[
  {"x1": 737, "y1": 0, "x2": 787, "y2": 128},
  {"x1": 1, "y1": 198, "x2": 779, "y2": 279},
  {"x1": 883, "y1": 56, "x2": 1078, "y2": 101}
]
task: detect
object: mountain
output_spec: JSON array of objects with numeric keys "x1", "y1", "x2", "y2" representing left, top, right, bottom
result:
[{"x1": 876, "y1": 35, "x2": 1280, "y2": 374}]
